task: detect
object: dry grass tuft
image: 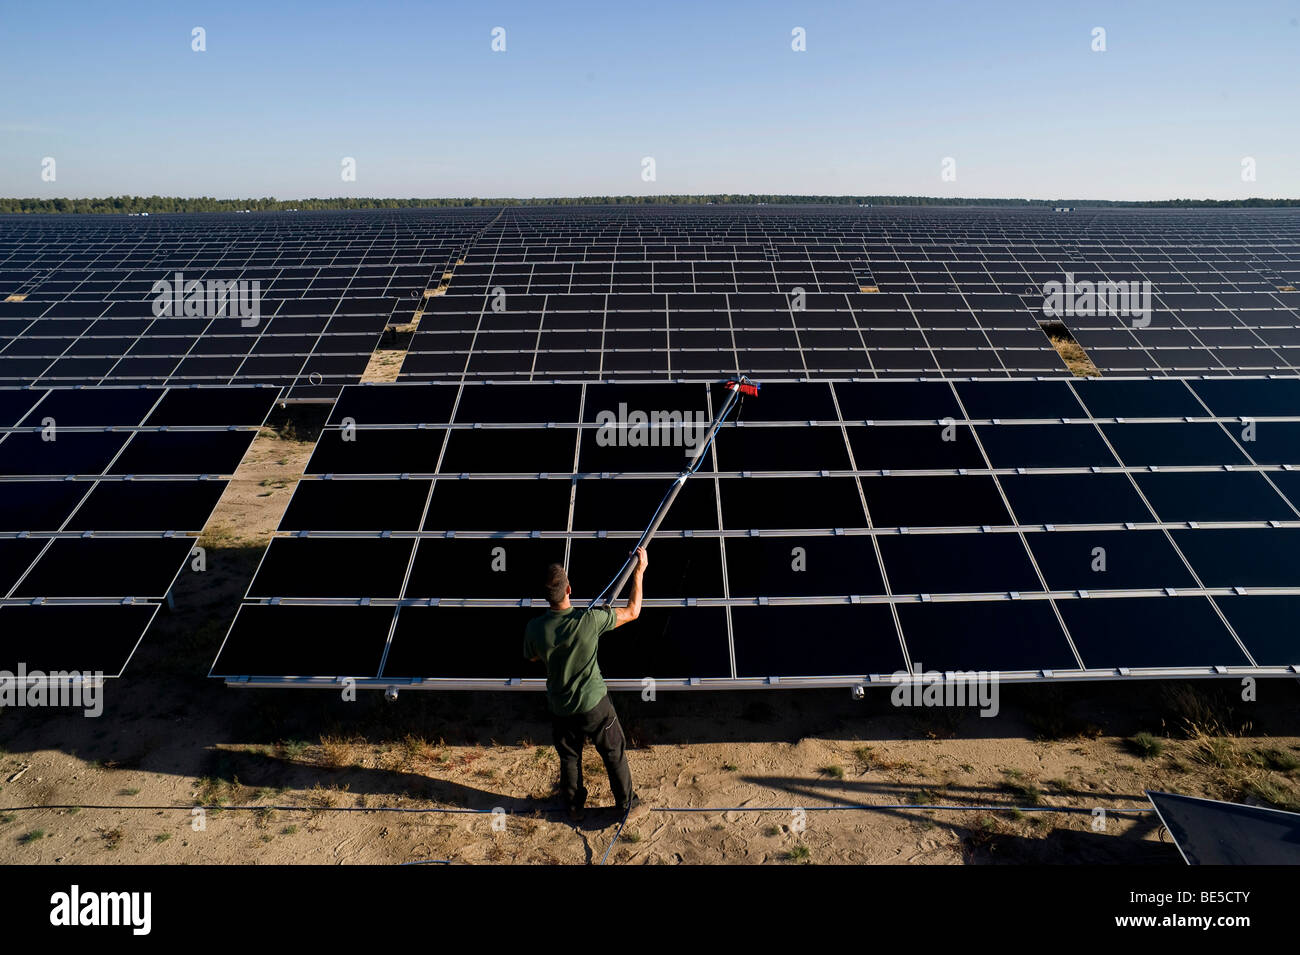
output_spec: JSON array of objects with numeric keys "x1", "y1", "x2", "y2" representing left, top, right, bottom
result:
[
  {"x1": 306, "y1": 783, "x2": 349, "y2": 809},
  {"x1": 318, "y1": 735, "x2": 366, "y2": 770},
  {"x1": 1041, "y1": 320, "x2": 1101, "y2": 377}
]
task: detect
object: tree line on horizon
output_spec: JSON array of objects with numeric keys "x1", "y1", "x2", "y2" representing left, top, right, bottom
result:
[{"x1": 1, "y1": 194, "x2": 1297, "y2": 214}]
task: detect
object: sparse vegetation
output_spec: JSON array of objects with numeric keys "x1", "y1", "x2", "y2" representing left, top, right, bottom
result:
[
  {"x1": 786, "y1": 844, "x2": 811, "y2": 863},
  {"x1": 197, "y1": 525, "x2": 239, "y2": 549},
  {"x1": 1042, "y1": 321, "x2": 1101, "y2": 377},
  {"x1": 1188, "y1": 728, "x2": 1238, "y2": 770},
  {"x1": 195, "y1": 776, "x2": 237, "y2": 806},
  {"x1": 1127, "y1": 732, "x2": 1165, "y2": 759},
  {"x1": 1000, "y1": 770, "x2": 1043, "y2": 806},
  {"x1": 276, "y1": 739, "x2": 310, "y2": 761},
  {"x1": 853, "y1": 746, "x2": 912, "y2": 773},
  {"x1": 306, "y1": 783, "x2": 347, "y2": 809},
  {"x1": 1162, "y1": 685, "x2": 1244, "y2": 737},
  {"x1": 1242, "y1": 778, "x2": 1300, "y2": 812},
  {"x1": 318, "y1": 735, "x2": 363, "y2": 770},
  {"x1": 964, "y1": 814, "x2": 1006, "y2": 853},
  {"x1": 1253, "y1": 748, "x2": 1300, "y2": 774}
]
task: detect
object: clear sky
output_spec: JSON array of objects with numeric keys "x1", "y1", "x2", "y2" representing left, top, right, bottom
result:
[{"x1": 2, "y1": 0, "x2": 1297, "y2": 201}]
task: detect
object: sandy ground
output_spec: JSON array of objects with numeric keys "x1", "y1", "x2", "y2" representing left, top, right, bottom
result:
[
  {"x1": 361, "y1": 322, "x2": 418, "y2": 384},
  {"x1": 2, "y1": 414, "x2": 1298, "y2": 866}
]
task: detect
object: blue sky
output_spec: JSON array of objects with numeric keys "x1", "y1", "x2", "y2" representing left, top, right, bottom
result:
[{"x1": 2, "y1": 0, "x2": 1297, "y2": 200}]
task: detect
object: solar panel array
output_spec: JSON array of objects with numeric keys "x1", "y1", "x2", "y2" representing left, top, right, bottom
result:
[
  {"x1": 212, "y1": 376, "x2": 1300, "y2": 688},
  {"x1": 401, "y1": 205, "x2": 1300, "y2": 382},
  {"x1": 0, "y1": 209, "x2": 497, "y2": 399},
  {"x1": 0, "y1": 385, "x2": 277, "y2": 677},
  {"x1": 4, "y1": 204, "x2": 1300, "y2": 690},
  {"x1": 406, "y1": 289, "x2": 1065, "y2": 379},
  {"x1": 7, "y1": 206, "x2": 1299, "y2": 398}
]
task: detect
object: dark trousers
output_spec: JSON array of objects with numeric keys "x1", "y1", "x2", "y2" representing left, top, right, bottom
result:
[{"x1": 552, "y1": 694, "x2": 633, "y2": 809}]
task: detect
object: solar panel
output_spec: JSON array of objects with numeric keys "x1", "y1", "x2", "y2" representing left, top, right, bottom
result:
[
  {"x1": 371, "y1": 206, "x2": 1300, "y2": 383},
  {"x1": 9, "y1": 205, "x2": 1300, "y2": 691},
  {"x1": 0, "y1": 604, "x2": 160, "y2": 677},
  {"x1": 0, "y1": 209, "x2": 498, "y2": 398},
  {"x1": 1147, "y1": 790, "x2": 1300, "y2": 865},
  {"x1": 0, "y1": 384, "x2": 277, "y2": 678},
  {"x1": 212, "y1": 375, "x2": 1300, "y2": 690}
]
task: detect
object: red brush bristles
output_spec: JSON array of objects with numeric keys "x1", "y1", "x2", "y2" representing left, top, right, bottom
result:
[{"x1": 724, "y1": 379, "x2": 760, "y2": 397}]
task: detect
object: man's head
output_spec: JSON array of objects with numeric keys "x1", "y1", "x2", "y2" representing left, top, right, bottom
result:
[{"x1": 544, "y1": 562, "x2": 571, "y2": 607}]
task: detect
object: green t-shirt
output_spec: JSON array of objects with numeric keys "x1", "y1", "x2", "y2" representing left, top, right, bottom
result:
[{"x1": 523, "y1": 606, "x2": 617, "y2": 716}]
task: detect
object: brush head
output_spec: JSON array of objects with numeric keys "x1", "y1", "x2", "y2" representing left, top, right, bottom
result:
[{"x1": 724, "y1": 378, "x2": 760, "y2": 397}]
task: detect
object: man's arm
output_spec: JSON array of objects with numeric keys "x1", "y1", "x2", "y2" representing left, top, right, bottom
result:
[{"x1": 612, "y1": 546, "x2": 648, "y2": 628}]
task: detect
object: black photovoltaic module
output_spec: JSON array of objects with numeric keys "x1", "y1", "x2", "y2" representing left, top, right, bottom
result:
[
  {"x1": 0, "y1": 384, "x2": 277, "y2": 677},
  {"x1": 397, "y1": 206, "x2": 1300, "y2": 381},
  {"x1": 211, "y1": 376, "x2": 1300, "y2": 689},
  {"x1": 0, "y1": 209, "x2": 496, "y2": 399},
  {"x1": 6, "y1": 205, "x2": 1300, "y2": 690},
  {"x1": 7, "y1": 206, "x2": 1300, "y2": 401}
]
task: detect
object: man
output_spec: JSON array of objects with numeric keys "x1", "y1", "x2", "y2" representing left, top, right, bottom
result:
[{"x1": 524, "y1": 546, "x2": 649, "y2": 822}]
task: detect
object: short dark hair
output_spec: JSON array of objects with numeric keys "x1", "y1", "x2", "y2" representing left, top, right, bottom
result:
[{"x1": 544, "y1": 563, "x2": 569, "y2": 605}]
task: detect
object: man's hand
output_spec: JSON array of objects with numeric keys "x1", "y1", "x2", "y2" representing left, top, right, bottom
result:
[{"x1": 613, "y1": 546, "x2": 648, "y2": 629}]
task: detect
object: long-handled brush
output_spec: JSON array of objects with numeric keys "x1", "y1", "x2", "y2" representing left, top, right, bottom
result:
[{"x1": 590, "y1": 376, "x2": 759, "y2": 607}]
